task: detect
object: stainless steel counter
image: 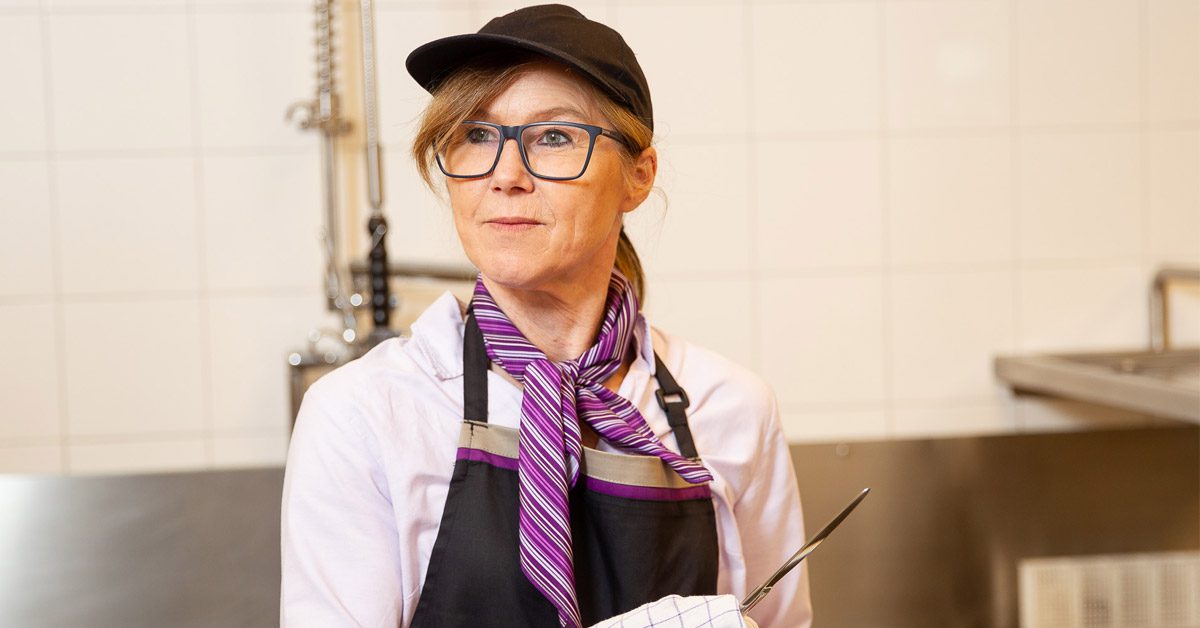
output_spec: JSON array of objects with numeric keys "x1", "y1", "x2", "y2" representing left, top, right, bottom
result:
[
  {"x1": 0, "y1": 468, "x2": 282, "y2": 628},
  {"x1": 1, "y1": 426, "x2": 1196, "y2": 627}
]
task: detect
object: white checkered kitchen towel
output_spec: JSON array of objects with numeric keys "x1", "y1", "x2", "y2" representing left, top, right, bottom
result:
[{"x1": 588, "y1": 594, "x2": 759, "y2": 628}]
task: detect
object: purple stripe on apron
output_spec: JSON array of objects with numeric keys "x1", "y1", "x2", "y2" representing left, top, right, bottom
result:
[
  {"x1": 456, "y1": 447, "x2": 519, "y2": 471},
  {"x1": 583, "y1": 476, "x2": 712, "y2": 502}
]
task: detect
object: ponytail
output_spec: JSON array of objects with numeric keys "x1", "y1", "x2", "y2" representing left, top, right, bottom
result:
[{"x1": 614, "y1": 228, "x2": 645, "y2": 307}]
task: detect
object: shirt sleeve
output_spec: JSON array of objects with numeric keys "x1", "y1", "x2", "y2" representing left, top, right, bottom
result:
[
  {"x1": 280, "y1": 380, "x2": 405, "y2": 628},
  {"x1": 733, "y1": 392, "x2": 813, "y2": 628}
]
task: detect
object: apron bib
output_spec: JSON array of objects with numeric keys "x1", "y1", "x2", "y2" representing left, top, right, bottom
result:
[{"x1": 409, "y1": 313, "x2": 719, "y2": 627}]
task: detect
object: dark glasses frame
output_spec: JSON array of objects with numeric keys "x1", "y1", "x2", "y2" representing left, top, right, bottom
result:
[{"x1": 435, "y1": 120, "x2": 628, "y2": 181}]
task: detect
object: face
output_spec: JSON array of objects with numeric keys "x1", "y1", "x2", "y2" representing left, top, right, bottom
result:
[{"x1": 445, "y1": 60, "x2": 655, "y2": 294}]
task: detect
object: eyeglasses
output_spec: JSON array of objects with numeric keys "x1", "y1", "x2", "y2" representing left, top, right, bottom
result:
[{"x1": 435, "y1": 120, "x2": 627, "y2": 181}]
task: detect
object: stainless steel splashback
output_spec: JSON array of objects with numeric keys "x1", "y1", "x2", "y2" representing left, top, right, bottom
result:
[{"x1": 790, "y1": 425, "x2": 1200, "y2": 627}]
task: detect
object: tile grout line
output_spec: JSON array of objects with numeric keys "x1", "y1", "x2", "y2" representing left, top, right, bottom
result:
[
  {"x1": 1, "y1": 426, "x2": 289, "y2": 447},
  {"x1": 186, "y1": 0, "x2": 216, "y2": 467},
  {"x1": 0, "y1": 285, "x2": 326, "y2": 306},
  {"x1": 0, "y1": 145, "x2": 317, "y2": 159},
  {"x1": 1009, "y1": 0, "x2": 1024, "y2": 432},
  {"x1": 32, "y1": 3, "x2": 324, "y2": 17},
  {"x1": 1138, "y1": 0, "x2": 1151, "y2": 351},
  {"x1": 743, "y1": 0, "x2": 761, "y2": 375},
  {"x1": 569, "y1": 255, "x2": 1149, "y2": 298},
  {"x1": 877, "y1": 0, "x2": 894, "y2": 439},
  {"x1": 38, "y1": 0, "x2": 71, "y2": 473}
]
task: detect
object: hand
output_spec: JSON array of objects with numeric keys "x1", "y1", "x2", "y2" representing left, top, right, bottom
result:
[{"x1": 589, "y1": 594, "x2": 753, "y2": 628}]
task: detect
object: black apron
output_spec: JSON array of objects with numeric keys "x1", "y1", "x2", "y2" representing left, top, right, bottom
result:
[{"x1": 409, "y1": 313, "x2": 720, "y2": 627}]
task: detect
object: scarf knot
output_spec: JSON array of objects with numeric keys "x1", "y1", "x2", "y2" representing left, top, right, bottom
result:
[{"x1": 469, "y1": 271, "x2": 713, "y2": 628}]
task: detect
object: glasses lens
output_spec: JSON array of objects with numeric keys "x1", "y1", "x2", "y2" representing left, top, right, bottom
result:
[
  {"x1": 521, "y1": 124, "x2": 592, "y2": 179},
  {"x1": 440, "y1": 123, "x2": 501, "y2": 177}
]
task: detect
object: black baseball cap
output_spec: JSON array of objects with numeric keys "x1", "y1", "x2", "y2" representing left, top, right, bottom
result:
[{"x1": 405, "y1": 3, "x2": 654, "y2": 131}]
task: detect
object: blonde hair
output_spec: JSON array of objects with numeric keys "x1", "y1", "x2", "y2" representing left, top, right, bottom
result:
[{"x1": 410, "y1": 54, "x2": 653, "y2": 304}]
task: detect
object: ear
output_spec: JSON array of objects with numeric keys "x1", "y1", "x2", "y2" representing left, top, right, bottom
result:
[{"x1": 620, "y1": 146, "x2": 657, "y2": 214}]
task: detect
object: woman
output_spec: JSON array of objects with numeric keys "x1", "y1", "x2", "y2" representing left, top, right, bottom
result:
[{"x1": 281, "y1": 4, "x2": 812, "y2": 627}]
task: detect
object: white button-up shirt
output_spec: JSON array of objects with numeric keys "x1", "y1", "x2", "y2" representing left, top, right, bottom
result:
[{"x1": 281, "y1": 291, "x2": 813, "y2": 627}]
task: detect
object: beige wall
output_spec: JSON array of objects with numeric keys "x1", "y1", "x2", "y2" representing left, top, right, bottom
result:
[{"x1": 0, "y1": 0, "x2": 1197, "y2": 474}]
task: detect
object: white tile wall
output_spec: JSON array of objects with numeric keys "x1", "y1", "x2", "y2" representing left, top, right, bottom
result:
[
  {"x1": 193, "y1": 10, "x2": 316, "y2": 149},
  {"x1": 1017, "y1": 132, "x2": 1142, "y2": 263},
  {"x1": 0, "y1": 14, "x2": 48, "y2": 153},
  {"x1": 196, "y1": 0, "x2": 308, "y2": 7},
  {"x1": 0, "y1": 161, "x2": 55, "y2": 298},
  {"x1": 56, "y1": 156, "x2": 199, "y2": 294},
  {"x1": 211, "y1": 430, "x2": 290, "y2": 468},
  {"x1": 887, "y1": 134, "x2": 1012, "y2": 266},
  {"x1": 201, "y1": 152, "x2": 323, "y2": 291},
  {"x1": 47, "y1": 1, "x2": 187, "y2": 8},
  {"x1": 1146, "y1": 0, "x2": 1200, "y2": 124},
  {"x1": 1, "y1": 0, "x2": 1197, "y2": 473},
  {"x1": 780, "y1": 407, "x2": 888, "y2": 444},
  {"x1": 615, "y1": 3, "x2": 748, "y2": 138},
  {"x1": 0, "y1": 445, "x2": 64, "y2": 475},
  {"x1": 1146, "y1": 130, "x2": 1200, "y2": 267},
  {"x1": 476, "y1": 0, "x2": 607, "y2": 20},
  {"x1": 892, "y1": 397, "x2": 1018, "y2": 440},
  {"x1": 0, "y1": 303, "x2": 61, "y2": 441},
  {"x1": 68, "y1": 438, "x2": 207, "y2": 475},
  {"x1": 48, "y1": 13, "x2": 194, "y2": 151},
  {"x1": 1017, "y1": 265, "x2": 1147, "y2": 352},
  {"x1": 753, "y1": 138, "x2": 883, "y2": 270},
  {"x1": 883, "y1": 0, "x2": 1011, "y2": 131},
  {"x1": 1015, "y1": 0, "x2": 1140, "y2": 127},
  {"x1": 383, "y1": 147, "x2": 476, "y2": 265},
  {"x1": 643, "y1": 278, "x2": 755, "y2": 370},
  {"x1": 888, "y1": 269, "x2": 1016, "y2": 402},
  {"x1": 0, "y1": 1, "x2": 41, "y2": 11},
  {"x1": 206, "y1": 292, "x2": 329, "y2": 432},
  {"x1": 625, "y1": 139, "x2": 752, "y2": 275},
  {"x1": 752, "y1": 2, "x2": 880, "y2": 134},
  {"x1": 758, "y1": 274, "x2": 887, "y2": 409},
  {"x1": 375, "y1": 8, "x2": 476, "y2": 148},
  {"x1": 62, "y1": 299, "x2": 206, "y2": 436}
]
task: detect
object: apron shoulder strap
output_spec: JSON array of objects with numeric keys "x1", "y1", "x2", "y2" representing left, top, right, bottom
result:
[
  {"x1": 463, "y1": 310, "x2": 490, "y2": 423},
  {"x1": 652, "y1": 353, "x2": 699, "y2": 459}
]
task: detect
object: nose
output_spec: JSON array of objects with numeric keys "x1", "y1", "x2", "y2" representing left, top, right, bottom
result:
[{"x1": 490, "y1": 137, "x2": 534, "y2": 192}]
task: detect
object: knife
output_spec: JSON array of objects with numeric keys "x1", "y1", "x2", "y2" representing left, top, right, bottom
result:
[{"x1": 740, "y1": 487, "x2": 871, "y2": 613}]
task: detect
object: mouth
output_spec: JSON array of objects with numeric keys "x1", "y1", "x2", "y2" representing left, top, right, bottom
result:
[{"x1": 485, "y1": 216, "x2": 542, "y2": 231}]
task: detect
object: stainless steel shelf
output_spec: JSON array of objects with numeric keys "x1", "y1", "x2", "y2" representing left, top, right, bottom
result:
[{"x1": 994, "y1": 347, "x2": 1200, "y2": 423}]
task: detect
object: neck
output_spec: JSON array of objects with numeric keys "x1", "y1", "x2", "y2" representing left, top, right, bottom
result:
[{"x1": 481, "y1": 265, "x2": 617, "y2": 363}]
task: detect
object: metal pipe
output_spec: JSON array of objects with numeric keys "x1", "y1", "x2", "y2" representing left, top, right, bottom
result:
[
  {"x1": 287, "y1": 0, "x2": 356, "y2": 337},
  {"x1": 348, "y1": 260, "x2": 479, "y2": 284},
  {"x1": 358, "y1": 0, "x2": 384, "y2": 212},
  {"x1": 1150, "y1": 265, "x2": 1200, "y2": 352},
  {"x1": 357, "y1": 0, "x2": 395, "y2": 342}
]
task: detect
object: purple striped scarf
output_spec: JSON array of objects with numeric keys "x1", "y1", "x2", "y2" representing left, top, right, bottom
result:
[{"x1": 469, "y1": 270, "x2": 714, "y2": 628}]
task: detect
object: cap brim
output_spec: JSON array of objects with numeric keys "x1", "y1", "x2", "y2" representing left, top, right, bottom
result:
[{"x1": 405, "y1": 32, "x2": 626, "y2": 107}]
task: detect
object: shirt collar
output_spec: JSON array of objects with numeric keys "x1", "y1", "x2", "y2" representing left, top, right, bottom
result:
[{"x1": 410, "y1": 290, "x2": 657, "y2": 381}]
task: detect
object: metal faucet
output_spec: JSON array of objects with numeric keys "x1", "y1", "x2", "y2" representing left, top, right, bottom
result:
[{"x1": 1149, "y1": 265, "x2": 1200, "y2": 352}]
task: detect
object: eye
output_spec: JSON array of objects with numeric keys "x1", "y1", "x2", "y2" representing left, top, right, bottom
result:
[
  {"x1": 463, "y1": 125, "x2": 498, "y2": 144},
  {"x1": 536, "y1": 128, "x2": 575, "y2": 147}
]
